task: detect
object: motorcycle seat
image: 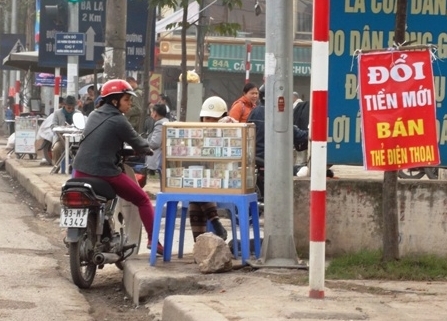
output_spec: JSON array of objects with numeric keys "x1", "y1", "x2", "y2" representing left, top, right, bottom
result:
[{"x1": 63, "y1": 177, "x2": 116, "y2": 200}]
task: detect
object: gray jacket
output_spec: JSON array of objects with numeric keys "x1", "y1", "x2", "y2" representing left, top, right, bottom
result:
[
  {"x1": 73, "y1": 103, "x2": 151, "y2": 176},
  {"x1": 145, "y1": 117, "x2": 169, "y2": 170}
]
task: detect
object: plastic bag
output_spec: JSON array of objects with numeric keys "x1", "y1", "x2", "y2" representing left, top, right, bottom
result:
[
  {"x1": 178, "y1": 70, "x2": 200, "y2": 83},
  {"x1": 6, "y1": 133, "x2": 15, "y2": 149}
]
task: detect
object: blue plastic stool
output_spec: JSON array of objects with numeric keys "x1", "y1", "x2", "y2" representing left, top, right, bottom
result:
[
  {"x1": 178, "y1": 201, "x2": 238, "y2": 259},
  {"x1": 150, "y1": 192, "x2": 260, "y2": 266}
]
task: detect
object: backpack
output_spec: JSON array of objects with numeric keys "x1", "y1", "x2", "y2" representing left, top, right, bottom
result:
[{"x1": 293, "y1": 101, "x2": 310, "y2": 151}]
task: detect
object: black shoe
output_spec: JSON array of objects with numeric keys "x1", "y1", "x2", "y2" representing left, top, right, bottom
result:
[
  {"x1": 211, "y1": 219, "x2": 228, "y2": 241},
  {"x1": 228, "y1": 238, "x2": 263, "y2": 255}
]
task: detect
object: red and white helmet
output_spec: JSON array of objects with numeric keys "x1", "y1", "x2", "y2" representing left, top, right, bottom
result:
[{"x1": 100, "y1": 79, "x2": 136, "y2": 98}]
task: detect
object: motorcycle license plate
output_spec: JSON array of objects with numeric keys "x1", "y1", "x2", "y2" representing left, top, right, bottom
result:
[{"x1": 60, "y1": 208, "x2": 88, "y2": 228}]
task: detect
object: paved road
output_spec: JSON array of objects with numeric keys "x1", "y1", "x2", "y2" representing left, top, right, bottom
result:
[
  {"x1": 4, "y1": 134, "x2": 447, "y2": 321},
  {"x1": 0, "y1": 172, "x2": 93, "y2": 321}
]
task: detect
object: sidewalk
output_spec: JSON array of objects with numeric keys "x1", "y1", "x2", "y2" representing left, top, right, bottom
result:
[{"x1": 2, "y1": 141, "x2": 447, "y2": 320}]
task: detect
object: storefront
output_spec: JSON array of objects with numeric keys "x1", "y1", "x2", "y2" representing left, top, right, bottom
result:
[{"x1": 156, "y1": 40, "x2": 312, "y2": 110}]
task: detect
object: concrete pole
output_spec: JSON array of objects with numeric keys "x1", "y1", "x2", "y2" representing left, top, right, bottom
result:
[
  {"x1": 66, "y1": 3, "x2": 79, "y2": 97},
  {"x1": 2, "y1": 5, "x2": 9, "y2": 122},
  {"x1": 104, "y1": 0, "x2": 127, "y2": 81},
  {"x1": 250, "y1": 0, "x2": 298, "y2": 268}
]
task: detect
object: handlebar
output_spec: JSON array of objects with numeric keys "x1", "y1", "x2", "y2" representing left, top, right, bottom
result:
[{"x1": 120, "y1": 147, "x2": 153, "y2": 158}]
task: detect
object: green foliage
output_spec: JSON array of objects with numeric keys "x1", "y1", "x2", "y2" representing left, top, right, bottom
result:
[
  {"x1": 208, "y1": 22, "x2": 240, "y2": 37},
  {"x1": 150, "y1": 0, "x2": 243, "y2": 36},
  {"x1": 222, "y1": 0, "x2": 243, "y2": 10},
  {"x1": 149, "y1": 0, "x2": 243, "y2": 15},
  {"x1": 326, "y1": 250, "x2": 447, "y2": 281}
]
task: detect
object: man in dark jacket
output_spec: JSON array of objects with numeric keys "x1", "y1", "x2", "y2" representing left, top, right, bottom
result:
[
  {"x1": 125, "y1": 76, "x2": 144, "y2": 132},
  {"x1": 247, "y1": 85, "x2": 308, "y2": 201},
  {"x1": 247, "y1": 85, "x2": 308, "y2": 162}
]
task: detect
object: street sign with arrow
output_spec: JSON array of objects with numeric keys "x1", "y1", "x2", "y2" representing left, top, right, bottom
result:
[{"x1": 39, "y1": 0, "x2": 105, "y2": 70}]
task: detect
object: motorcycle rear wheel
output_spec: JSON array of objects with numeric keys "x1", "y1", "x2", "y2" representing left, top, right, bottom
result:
[
  {"x1": 398, "y1": 169, "x2": 425, "y2": 179},
  {"x1": 69, "y1": 215, "x2": 97, "y2": 289}
]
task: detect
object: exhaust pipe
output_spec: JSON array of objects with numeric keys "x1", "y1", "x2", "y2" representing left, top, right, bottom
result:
[{"x1": 93, "y1": 252, "x2": 121, "y2": 265}]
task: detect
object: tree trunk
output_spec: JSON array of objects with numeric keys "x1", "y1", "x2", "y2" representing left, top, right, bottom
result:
[
  {"x1": 143, "y1": 6, "x2": 156, "y2": 115},
  {"x1": 180, "y1": 4, "x2": 188, "y2": 121},
  {"x1": 382, "y1": 0, "x2": 407, "y2": 262},
  {"x1": 104, "y1": 0, "x2": 127, "y2": 81}
]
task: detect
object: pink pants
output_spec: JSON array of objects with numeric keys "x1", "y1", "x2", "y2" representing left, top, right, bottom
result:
[{"x1": 73, "y1": 170, "x2": 155, "y2": 239}]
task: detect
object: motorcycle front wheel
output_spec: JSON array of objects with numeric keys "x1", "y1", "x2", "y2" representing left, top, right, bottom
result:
[
  {"x1": 424, "y1": 167, "x2": 439, "y2": 180},
  {"x1": 69, "y1": 214, "x2": 97, "y2": 289}
]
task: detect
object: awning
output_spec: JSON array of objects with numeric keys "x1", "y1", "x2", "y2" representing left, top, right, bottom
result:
[
  {"x1": 2, "y1": 51, "x2": 101, "y2": 76},
  {"x1": 156, "y1": 2, "x2": 199, "y2": 33},
  {"x1": 207, "y1": 44, "x2": 312, "y2": 76}
]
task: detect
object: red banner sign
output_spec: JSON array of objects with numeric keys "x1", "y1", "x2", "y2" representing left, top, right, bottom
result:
[{"x1": 358, "y1": 50, "x2": 439, "y2": 171}]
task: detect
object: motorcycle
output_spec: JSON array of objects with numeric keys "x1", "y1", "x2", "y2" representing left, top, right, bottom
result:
[
  {"x1": 60, "y1": 149, "x2": 147, "y2": 288},
  {"x1": 398, "y1": 167, "x2": 441, "y2": 180},
  {"x1": 60, "y1": 114, "x2": 147, "y2": 288},
  {"x1": 232, "y1": 157, "x2": 264, "y2": 228},
  {"x1": 37, "y1": 139, "x2": 53, "y2": 164},
  {"x1": 255, "y1": 157, "x2": 265, "y2": 215}
]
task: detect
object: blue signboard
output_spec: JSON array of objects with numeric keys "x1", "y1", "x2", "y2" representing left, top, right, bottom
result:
[
  {"x1": 79, "y1": 0, "x2": 106, "y2": 69},
  {"x1": 126, "y1": 0, "x2": 150, "y2": 71},
  {"x1": 35, "y1": 73, "x2": 67, "y2": 87},
  {"x1": 329, "y1": 2, "x2": 447, "y2": 166},
  {"x1": 39, "y1": 0, "x2": 105, "y2": 69},
  {"x1": 55, "y1": 32, "x2": 85, "y2": 55}
]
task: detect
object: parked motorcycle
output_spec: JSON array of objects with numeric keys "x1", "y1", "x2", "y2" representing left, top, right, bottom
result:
[
  {"x1": 37, "y1": 138, "x2": 53, "y2": 164},
  {"x1": 398, "y1": 167, "x2": 440, "y2": 180},
  {"x1": 255, "y1": 157, "x2": 265, "y2": 214},
  {"x1": 60, "y1": 149, "x2": 147, "y2": 288},
  {"x1": 232, "y1": 157, "x2": 264, "y2": 228}
]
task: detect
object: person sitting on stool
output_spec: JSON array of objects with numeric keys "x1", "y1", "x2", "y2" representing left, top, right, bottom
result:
[
  {"x1": 51, "y1": 95, "x2": 82, "y2": 168},
  {"x1": 187, "y1": 96, "x2": 237, "y2": 242}
]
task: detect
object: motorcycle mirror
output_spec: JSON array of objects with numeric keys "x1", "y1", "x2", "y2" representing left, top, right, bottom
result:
[{"x1": 73, "y1": 113, "x2": 86, "y2": 130}]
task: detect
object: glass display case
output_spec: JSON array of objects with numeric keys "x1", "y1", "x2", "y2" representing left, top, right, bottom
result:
[{"x1": 161, "y1": 122, "x2": 256, "y2": 194}]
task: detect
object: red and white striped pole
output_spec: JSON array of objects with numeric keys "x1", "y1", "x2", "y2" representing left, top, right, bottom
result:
[
  {"x1": 245, "y1": 40, "x2": 252, "y2": 84},
  {"x1": 14, "y1": 80, "x2": 21, "y2": 113},
  {"x1": 309, "y1": 0, "x2": 330, "y2": 299},
  {"x1": 54, "y1": 68, "x2": 61, "y2": 112}
]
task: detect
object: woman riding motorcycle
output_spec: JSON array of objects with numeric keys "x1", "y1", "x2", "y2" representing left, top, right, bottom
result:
[{"x1": 72, "y1": 79, "x2": 163, "y2": 255}]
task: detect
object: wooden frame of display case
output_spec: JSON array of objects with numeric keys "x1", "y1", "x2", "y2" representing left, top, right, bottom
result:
[{"x1": 161, "y1": 122, "x2": 256, "y2": 194}]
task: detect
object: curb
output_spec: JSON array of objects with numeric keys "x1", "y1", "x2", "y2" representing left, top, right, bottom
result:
[{"x1": 5, "y1": 158, "x2": 61, "y2": 216}]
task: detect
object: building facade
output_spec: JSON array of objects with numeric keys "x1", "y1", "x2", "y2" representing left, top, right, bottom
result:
[{"x1": 154, "y1": 0, "x2": 313, "y2": 111}]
